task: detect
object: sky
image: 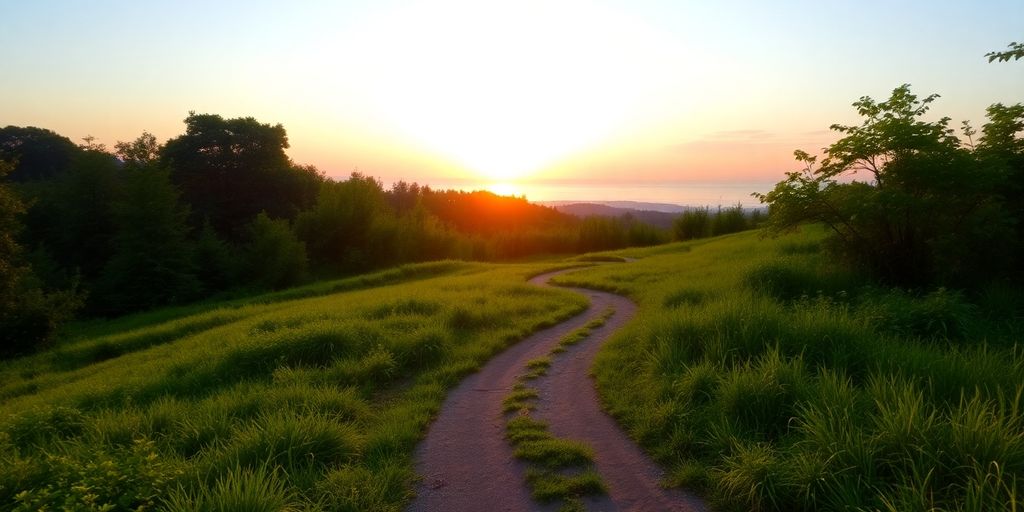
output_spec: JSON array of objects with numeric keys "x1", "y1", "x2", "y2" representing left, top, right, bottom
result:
[{"x1": 2, "y1": 0, "x2": 1022, "y2": 204}]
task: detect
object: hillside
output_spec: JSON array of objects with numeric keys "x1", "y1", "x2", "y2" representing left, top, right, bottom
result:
[
  {"x1": 553, "y1": 228, "x2": 1024, "y2": 510},
  {"x1": 0, "y1": 261, "x2": 587, "y2": 511},
  {"x1": 1, "y1": 230, "x2": 1021, "y2": 511}
]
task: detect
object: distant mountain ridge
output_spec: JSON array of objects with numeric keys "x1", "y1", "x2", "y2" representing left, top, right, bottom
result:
[
  {"x1": 537, "y1": 200, "x2": 686, "y2": 214},
  {"x1": 537, "y1": 202, "x2": 681, "y2": 229}
]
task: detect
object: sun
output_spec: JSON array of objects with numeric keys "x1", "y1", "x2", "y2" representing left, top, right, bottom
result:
[{"x1": 335, "y1": 0, "x2": 679, "y2": 182}]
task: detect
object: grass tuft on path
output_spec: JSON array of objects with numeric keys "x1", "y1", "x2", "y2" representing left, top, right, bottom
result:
[{"x1": 501, "y1": 307, "x2": 614, "y2": 508}]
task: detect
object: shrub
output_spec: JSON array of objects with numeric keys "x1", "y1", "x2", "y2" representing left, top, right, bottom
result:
[
  {"x1": 673, "y1": 208, "x2": 710, "y2": 241},
  {"x1": 9, "y1": 438, "x2": 184, "y2": 512},
  {"x1": 243, "y1": 212, "x2": 308, "y2": 290}
]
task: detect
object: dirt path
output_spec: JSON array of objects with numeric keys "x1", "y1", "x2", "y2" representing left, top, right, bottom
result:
[{"x1": 407, "y1": 268, "x2": 707, "y2": 512}]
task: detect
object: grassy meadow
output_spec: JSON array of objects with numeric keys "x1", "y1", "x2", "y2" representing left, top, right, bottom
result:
[
  {"x1": 0, "y1": 261, "x2": 587, "y2": 511},
  {"x1": 2, "y1": 226, "x2": 1022, "y2": 511},
  {"x1": 553, "y1": 226, "x2": 1024, "y2": 511}
]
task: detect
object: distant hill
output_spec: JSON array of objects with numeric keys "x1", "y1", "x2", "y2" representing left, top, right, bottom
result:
[
  {"x1": 538, "y1": 200, "x2": 686, "y2": 214},
  {"x1": 538, "y1": 202, "x2": 680, "y2": 229}
]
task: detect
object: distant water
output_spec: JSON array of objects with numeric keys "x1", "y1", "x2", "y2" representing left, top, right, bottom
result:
[{"x1": 422, "y1": 180, "x2": 777, "y2": 208}]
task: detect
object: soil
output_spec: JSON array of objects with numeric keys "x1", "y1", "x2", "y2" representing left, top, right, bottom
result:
[{"x1": 407, "y1": 268, "x2": 708, "y2": 512}]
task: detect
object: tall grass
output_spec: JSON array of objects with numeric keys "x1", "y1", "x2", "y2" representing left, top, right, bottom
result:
[
  {"x1": 553, "y1": 226, "x2": 1024, "y2": 511},
  {"x1": 0, "y1": 260, "x2": 587, "y2": 511}
]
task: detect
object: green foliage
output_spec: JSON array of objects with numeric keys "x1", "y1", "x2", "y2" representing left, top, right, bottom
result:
[
  {"x1": 193, "y1": 220, "x2": 239, "y2": 293},
  {"x1": 295, "y1": 173, "x2": 390, "y2": 273},
  {"x1": 674, "y1": 208, "x2": 710, "y2": 240},
  {"x1": 743, "y1": 257, "x2": 858, "y2": 302},
  {"x1": 164, "y1": 463, "x2": 295, "y2": 512},
  {"x1": 0, "y1": 126, "x2": 81, "y2": 182},
  {"x1": 9, "y1": 438, "x2": 184, "y2": 512},
  {"x1": 577, "y1": 215, "x2": 669, "y2": 252},
  {"x1": 0, "y1": 161, "x2": 81, "y2": 357},
  {"x1": 22, "y1": 149, "x2": 122, "y2": 281},
  {"x1": 114, "y1": 131, "x2": 160, "y2": 167},
  {"x1": 160, "y1": 113, "x2": 322, "y2": 238},
  {"x1": 756, "y1": 85, "x2": 1023, "y2": 287},
  {"x1": 710, "y1": 205, "x2": 749, "y2": 237},
  {"x1": 986, "y1": 41, "x2": 1024, "y2": 62},
  {"x1": 94, "y1": 166, "x2": 200, "y2": 315},
  {"x1": 673, "y1": 205, "x2": 757, "y2": 242},
  {"x1": 242, "y1": 212, "x2": 309, "y2": 290}
]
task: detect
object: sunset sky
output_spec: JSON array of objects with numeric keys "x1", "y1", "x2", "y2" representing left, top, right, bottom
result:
[{"x1": 2, "y1": 0, "x2": 1022, "y2": 204}]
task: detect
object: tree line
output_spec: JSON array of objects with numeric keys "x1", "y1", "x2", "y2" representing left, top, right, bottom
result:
[
  {"x1": 671, "y1": 205, "x2": 765, "y2": 241},
  {"x1": 0, "y1": 114, "x2": 681, "y2": 357}
]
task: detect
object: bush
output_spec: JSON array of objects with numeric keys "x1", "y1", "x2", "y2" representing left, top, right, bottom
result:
[
  {"x1": 0, "y1": 160, "x2": 81, "y2": 357},
  {"x1": 243, "y1": 212, "x2": 308, "y2": 290},
  {"x1": 710, "y1": 205, "x2": 748, "y2": 236},
  {"x1": 8, "y1": 438, "x2": 184, "y2": 512},
  {"x1": 674, "y1": 205, "x2": 755, "y2": 241},
  {"x1": 673, "y1": 208, "x2": 710, "y2": 240},
  {"x1": 857, "y1": 287, "x2": 976, "y2": 341}
]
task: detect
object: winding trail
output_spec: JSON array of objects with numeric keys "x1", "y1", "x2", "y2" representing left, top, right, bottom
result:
[{"x1": 407, "y1": 267, "x2": 707, "y2": 512}]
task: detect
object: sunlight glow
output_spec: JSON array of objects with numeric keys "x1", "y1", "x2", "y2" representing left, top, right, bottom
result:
[
  {"x1": 484, "y1": 182, "x2": 524, "y2": 197},
  {"x1": 334, "y1": 0, "x2": 684, "y2": 182}
]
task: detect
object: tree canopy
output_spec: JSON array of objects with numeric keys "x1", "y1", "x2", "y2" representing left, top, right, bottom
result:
[
  {"x1": 160, "y1": 113, "x2": 322, "y2": 237},
  {"x1": 756, "y1": 85, "x2": 1023, "y2": 286},
  {"x1": 0, "y1": 126, "x2": 81, "y2": 182}
]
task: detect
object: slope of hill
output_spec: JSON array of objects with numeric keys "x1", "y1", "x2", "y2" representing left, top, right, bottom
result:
[
  {"x1": 553, "y1": 228, "x2": 1024, "y2": 511},
  {"x1": 1, "y1": 230, "x2": 1020, "y2": 511},
  {"x1": 0, "y1": 261, "x2": 587, "y2": 511}
]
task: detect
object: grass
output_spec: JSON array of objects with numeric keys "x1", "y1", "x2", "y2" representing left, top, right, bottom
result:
[
  {"x1": 6, "y1": 227, "x2": 1022, "y2": 511},
  {"x1": 504, "y1": 410, "x2": 606, "y2": 511},
  {"x1": 501, "y1": 311, "x2": 614, "y2": 510},
  {"x1": 0, "y1": 260, "x2": 587, "y2": 511},
  {"x1": 552, "y1": 225, "x2": 1024, "y2": 511}
]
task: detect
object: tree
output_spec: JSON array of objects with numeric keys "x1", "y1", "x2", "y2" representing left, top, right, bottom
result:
[
  {"x1": 756, "y1": 85, "x2": 1018, "y2": 286},
  {"x1": 92, "y1": 162, "x2": 200, "y2": 315},
  {"x1": 975, "y1": 103, "x2": 1024, "y2": 278},
  {"x1": 114, "y1": 131, "x2": 160, "y2": 167},
  {"x1": 673, "y1": 208, "x2": 710, "y2": 241},
  {"x1": 160, "y1": 113, "x2": 322, "y2": 238},
  {"x1": 295, "y1": 173, "x2": 387, "y2": 273},
  {"x1": 193, "y1": 220, "x2": 238, "y2": 293},
  {"x1": 0, "y1": 160, "x2": 81, "y2": 356},
  {"x1": 243, "y1": 212, "x2": 308, "y2": 290},
  {"x1": 21, "y1": 149, "x2": 122, "y2": 281},
  {"x1": 0, "y1": 126, "x2": 81, "y2": 182}
]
